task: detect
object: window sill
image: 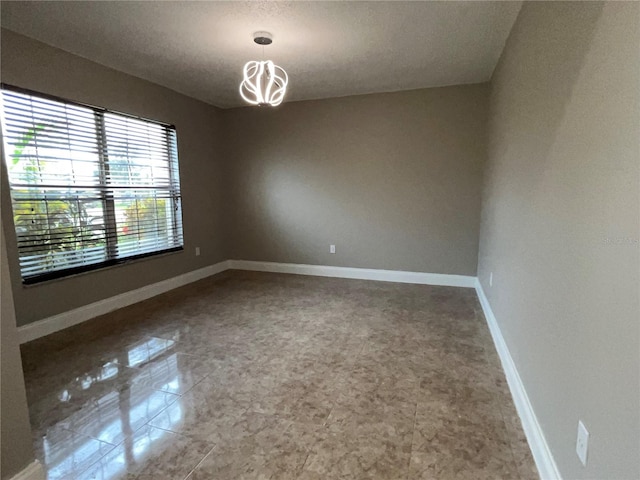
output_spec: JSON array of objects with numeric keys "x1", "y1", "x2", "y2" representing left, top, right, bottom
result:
[{"x1": 22, "y1": 247, "x2": 184, "y2": 288}]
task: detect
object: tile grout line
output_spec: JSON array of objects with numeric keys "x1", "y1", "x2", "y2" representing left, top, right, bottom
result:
[
  {"x1": 182, "y1": 444, "x2": 217, "y2": 480},
  {"x1": 406, "y1": 390, "x2": 419, "y2": 480},
  {"x1": 296, "y1": 452, "x2": 312, "y2": 479},
  {"x1": 474, "y1": 302, "x2": 525, "y2": 479},
  {"x1": 299, "y1": 333, "x2": 368, "y2": 475}
]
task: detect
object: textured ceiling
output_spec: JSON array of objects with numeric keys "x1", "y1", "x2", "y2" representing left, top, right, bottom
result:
[{"x1": 1, "y1": 1, "x2": 522, "y2": 109}]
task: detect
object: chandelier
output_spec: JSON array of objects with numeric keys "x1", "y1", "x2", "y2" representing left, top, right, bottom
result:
[{"x1": 239, "y1": 32, "x2": 288, "y2": 107}]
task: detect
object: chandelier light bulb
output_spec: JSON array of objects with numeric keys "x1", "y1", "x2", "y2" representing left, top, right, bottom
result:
[{"x1": 240, "y1": 60, "x2": 288, "y2": 107}]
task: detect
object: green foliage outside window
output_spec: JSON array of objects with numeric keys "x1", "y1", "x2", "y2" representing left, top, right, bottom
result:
[
  {"x1": 121, "y1": 197, "x2": 168, "y2": 240},
  {"x1": 10, "y1": 124, "x2": 105, "y2": 268}
]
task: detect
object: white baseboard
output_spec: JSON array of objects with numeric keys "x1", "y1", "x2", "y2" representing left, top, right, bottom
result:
[
  {"x1": 17, "y1": 259, "x2": 474, "y2": 344},
  {"x1": 9, "y1": 460, "x2": 45, "y2": 480},
  {"x1": 228, "y1": 260, "x2": 476, "y2": 288},
  {"x1": 17, "y1": 260, "x2": 231, "y2": 344},
  {"x1": 474, "y1": 279, "x2": 561, "y2": 480}
]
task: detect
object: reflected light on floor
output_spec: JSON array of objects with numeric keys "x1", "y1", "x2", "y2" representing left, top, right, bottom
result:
[{"x1": 41, "y1": 337, "x2": 182, "y2": 479}]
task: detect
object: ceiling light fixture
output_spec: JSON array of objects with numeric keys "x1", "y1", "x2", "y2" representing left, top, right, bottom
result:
[{"x1": 239, "y1": 32, "x2": 288, "y2": 107}]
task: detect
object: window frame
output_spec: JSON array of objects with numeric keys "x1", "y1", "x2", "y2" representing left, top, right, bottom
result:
[{"x1": 1, "y1": 84, "x2": 184, "y2": 285}]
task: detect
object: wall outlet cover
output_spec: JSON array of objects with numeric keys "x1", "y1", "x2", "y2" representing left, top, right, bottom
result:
[
  {"x1": 576, "y1": 420, "x2": 589, "y2": 466},
  {"x1": 330, "y1": 244, "x2": 336, "y2": 254}
]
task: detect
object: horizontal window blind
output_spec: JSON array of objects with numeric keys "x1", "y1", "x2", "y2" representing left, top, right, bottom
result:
[{"x1": 1, "y1": 85, "x2": 183, "y2": 284}]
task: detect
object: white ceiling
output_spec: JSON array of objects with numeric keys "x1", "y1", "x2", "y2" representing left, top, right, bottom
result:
[{"x1": 1, "y1": 1, "x2": 522, "y2": 109}]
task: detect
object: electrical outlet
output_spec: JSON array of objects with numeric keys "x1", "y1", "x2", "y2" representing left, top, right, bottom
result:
[
  {"x1": 195, "y1": 247, "x2": 201, "y2": 256},
  {"x1": 576, "y1": 420, "x2": 589, "y2": 466},
  {"x1": 329, "y1": 244, "x2": 336, "y2": 254},
  {"x1": 489, "y1": 272, "x2": 493, "y2": 288}
]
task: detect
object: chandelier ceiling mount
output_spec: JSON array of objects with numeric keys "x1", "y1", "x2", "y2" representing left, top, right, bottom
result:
[{"x1": 253, "y1": 32, "x2": 273, "y2": 46}]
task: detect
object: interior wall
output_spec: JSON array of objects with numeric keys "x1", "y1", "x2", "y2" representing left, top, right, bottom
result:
[
  {"x1": 477, "y1": 2, "x2": 639, "y2": 479},
  {"x1": 2, "y1": 4, "x2": 639, "y2": 479},
  {"x1": 222, "y1": 85, "x2": 488, "y2": 276},
  {"x1": 0, "y1": 224, "x2": 36, "y2": 479},
  {"x1": 0, "y1": 30, "x2": 227, "y2": 326}
]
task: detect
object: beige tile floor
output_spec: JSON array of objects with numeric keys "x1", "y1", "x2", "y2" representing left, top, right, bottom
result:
[{"x1": 21, "y1": 270, "x2": 538, "y2": 480}]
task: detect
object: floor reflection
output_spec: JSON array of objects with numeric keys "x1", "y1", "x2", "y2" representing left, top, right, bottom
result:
[
  {"x1": 76, "y1": 425, "x2": 187, "y2": 480},
  {"x1": 43, "y1": 429, "x2": 112, "y2": 480},
  {"x1": 34, "y1": 337, "x2": 186, "y2": 479},
  {"x1": 126, "y1": 337, "x2": 176, "y2": 368}
]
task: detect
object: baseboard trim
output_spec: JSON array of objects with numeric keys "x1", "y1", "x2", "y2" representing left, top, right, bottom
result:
[
  {"x1": 9, "y1": 460, "x2": 45, "y2": 480},
  {"x1": 17, "y1": 259, "x2": 474, "y2": 344},
  {"x1": 474, "y1": 279, "x2": 561, "y2": 480},
  {"x1": 17, "y1": 260, "x2": 231, "y2": 344},
  {"x1": 228, "y1": 260, "x2": 476, "y2": 288}
]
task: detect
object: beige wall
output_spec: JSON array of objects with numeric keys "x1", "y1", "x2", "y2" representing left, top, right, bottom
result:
[
  {"x1": 222, "y1": 85, "x2": 488, "y2": 275},
  {"x1": 1, "y1": 32, "x2": 488, "y2": 327},
  {"x1": 1, "y1": 224, "x2": 36, "y2": 479},
  {"x1": 1, "y1": 30, "x2": 227, "y2": 326},
  {"x1": 478, "y1": 2, "x2": 639, "y2": 479}
]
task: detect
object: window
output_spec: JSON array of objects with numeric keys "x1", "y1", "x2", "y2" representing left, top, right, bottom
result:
[{"x1": 1, "y1": 85, "x2": 183, "y2": 284}]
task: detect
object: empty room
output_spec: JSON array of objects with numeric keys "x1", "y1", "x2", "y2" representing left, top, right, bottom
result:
[{"x1": 0, "y1": 1, "x2": 638, "y2": 480}]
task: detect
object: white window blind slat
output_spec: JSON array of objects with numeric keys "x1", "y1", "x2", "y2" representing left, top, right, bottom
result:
[{"x1": 1, "y1": 86, "x2": 184, "y2": 283}]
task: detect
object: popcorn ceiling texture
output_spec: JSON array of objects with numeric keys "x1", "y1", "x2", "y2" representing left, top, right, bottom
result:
[{"x1": 1, "y1": 2, "x2": 521, "y2": 108}]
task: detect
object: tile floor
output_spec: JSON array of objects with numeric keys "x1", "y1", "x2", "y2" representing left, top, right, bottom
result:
[{"x1": 21, "y1": 270, "x2": 538, "y2": 480}]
